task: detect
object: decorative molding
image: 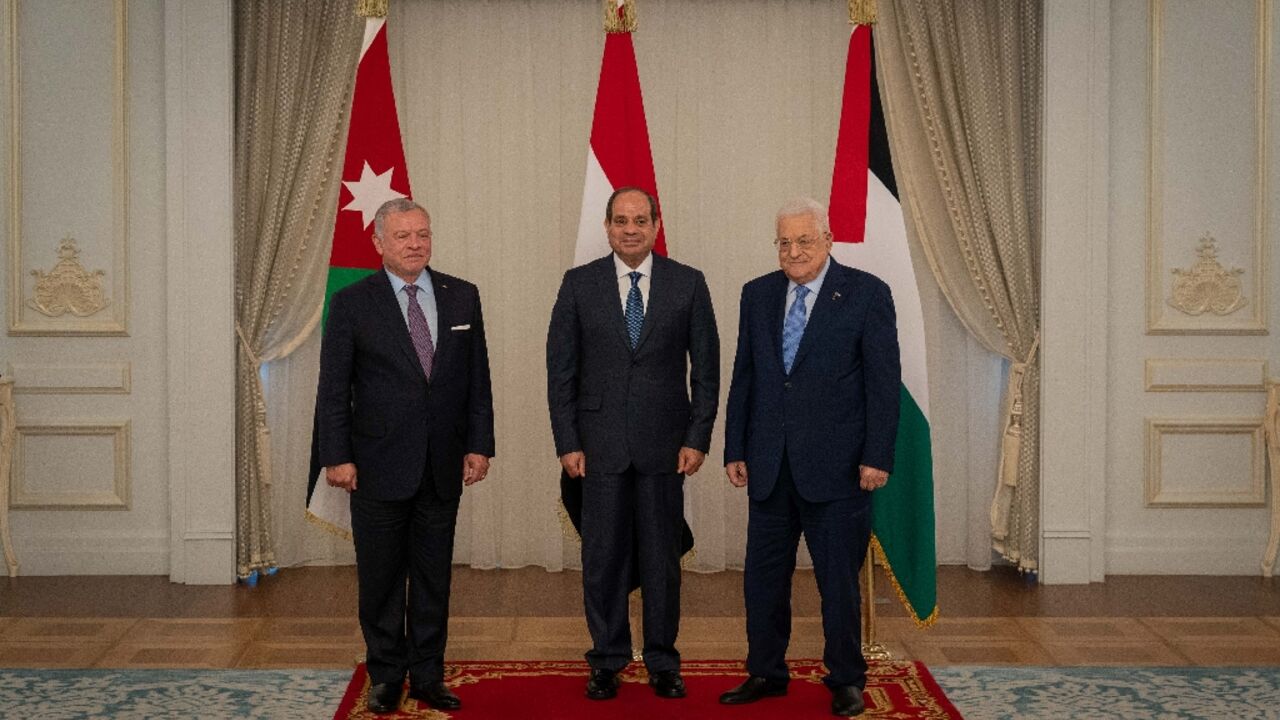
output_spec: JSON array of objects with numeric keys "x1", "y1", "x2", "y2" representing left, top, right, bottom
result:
[
  {"x1": 1107, "y1": 533, "x2": 1275, "y2": 575},
  {"x1": 6, "y1": 0, "x2": 129, "y2": 335},
  {"x1": 1144, "y1": 417, "x2": 1266, "y2": 507},
  {"x1": 1146, "y1": 0, "x2": 1269, "y2": 335},
  {"x1": 10, "y1": 420, "x2": 130, "y2": 509},
  {"x1": 25, "y1": 236, "x2": 110, "y2": 317},
  {"x1": 1144, "y1": 358, "x2": 1268, "y2": 392},
  {"x1": 1166, "y1": 233, "x2": 1246, "y2": 316},
  {"x1": 6, "y1": 362, "x2": 131, "y2": 394}
]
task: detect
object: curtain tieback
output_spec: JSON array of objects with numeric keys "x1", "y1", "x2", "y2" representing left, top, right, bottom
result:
[{"x1": 990, "y1": 331, "x2": 1041, "y2": 542}]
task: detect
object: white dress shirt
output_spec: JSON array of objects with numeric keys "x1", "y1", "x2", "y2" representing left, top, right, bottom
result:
[{"x1": 613, "y1": 252, "x2": 653, "y2": 315}]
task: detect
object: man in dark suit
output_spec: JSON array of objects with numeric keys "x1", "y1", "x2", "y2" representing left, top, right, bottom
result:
[
  {"x1": 719, "y1": 197, "x2": 899, "y2": 717},
  {"x1": 316, "y1": 198, "x2": 494, "y2": 715},
  {"x1": 546, "y1": 187, "x2": 719, "y2": 701}
]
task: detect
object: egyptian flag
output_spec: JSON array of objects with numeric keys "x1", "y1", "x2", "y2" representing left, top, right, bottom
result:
[
  {"x1": 306, "y1": 15, "x2": 413, "y2": 539},
  {"x1": 827, "y1": 23, "x2": 938, "y2": 626},
  {"x1": 560, "y1": 0, "x2": 693, "y2": 579}
]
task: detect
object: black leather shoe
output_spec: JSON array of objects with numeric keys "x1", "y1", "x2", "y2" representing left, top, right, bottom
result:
[
  {"x1": 409, "y1": 681, "x2": 461, "y2": 710},
  {"x1": 366, "y1": 682, "x2": 402, "y2": 714},
  {"x1": 719, "y1": 676, "x2": 788, "y2": 704},
  {"x1": 586, "y1": 668, "x2": 620, "y2": 700},
  {"x1": 648, "y1": 669, "x2": 686, "y2": 698},
  {"x1": 830, "y1": 685, "x2": 866, "y2": 716}
]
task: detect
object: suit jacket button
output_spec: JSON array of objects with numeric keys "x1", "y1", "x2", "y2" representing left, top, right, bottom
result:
[{"x1": 784, "y1": 381, "x2": 792, "y2": 389}]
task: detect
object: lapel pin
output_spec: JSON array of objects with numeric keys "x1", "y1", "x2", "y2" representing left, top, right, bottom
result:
[{"x1": 832, "y1": 291, "x2": 841, "y2": 300}]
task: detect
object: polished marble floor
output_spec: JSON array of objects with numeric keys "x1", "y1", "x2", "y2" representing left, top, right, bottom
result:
[{"x1": 1, "y1": 566, "x2": 1278, "y2": 670}]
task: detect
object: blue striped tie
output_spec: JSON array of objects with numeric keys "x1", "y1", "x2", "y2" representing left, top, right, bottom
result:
[
  {"x1": 625, "y1": 271, "x2": 644, "y2": 349},
  {"x1": 782, "y1": 285, "x2": 809, "y2": 374}
]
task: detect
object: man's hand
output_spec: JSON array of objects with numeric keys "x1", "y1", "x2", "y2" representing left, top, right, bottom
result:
[
  {"x1": 463, "y1": 453, "x2": 490, "y2": 486},
  {"x1": 677, "y1": 447, "x2": 706, "y2": 476},
  {"x1": 326, "y1": 462, "x2": 358, "y2": 493},
  {"x1": 725, "y1": 461, "x2": 748, "y2": 488},
  {"x1": 560, "y1": 451, "x2": 586, "y2": 478},
  {"x1": 859, "y1": 465, "x2": 889, "y2": 491}
]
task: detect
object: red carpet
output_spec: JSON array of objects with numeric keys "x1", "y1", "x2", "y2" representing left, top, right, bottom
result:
[{"x1": 334, "y1": 659, "x2": 962, "y2": 719}]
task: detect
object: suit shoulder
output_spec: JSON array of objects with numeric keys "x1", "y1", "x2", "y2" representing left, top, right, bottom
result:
[
  {"x1": 429, "y1": 268, "x2": 479, "y2": 295},
  {"x1": 331, "y1": 271, "x2": 384, "y2": 302},
  {"x1": 742, "y1": 270, "x2": 785, "y2": 295},
  {"x1": 836, "y1": 262, "x2": 892, "y2": 296}
]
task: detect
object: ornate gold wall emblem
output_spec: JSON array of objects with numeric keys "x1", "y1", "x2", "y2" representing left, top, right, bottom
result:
[
  {"x1": 27, "y1": 236, "x2": 110, "y2": 318},
  {"x1": 1168, "y1": 234, "x2": 1246, "y2": 316}
]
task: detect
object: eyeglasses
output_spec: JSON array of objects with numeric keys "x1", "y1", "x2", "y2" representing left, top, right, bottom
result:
[{"x1": 773, "y1": 235, "x2": 823, "y2": 252}]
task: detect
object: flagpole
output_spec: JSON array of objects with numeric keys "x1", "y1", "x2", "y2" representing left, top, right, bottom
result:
[{"x1": 862, "y1": 546, "x2": 891, "y2": 660}]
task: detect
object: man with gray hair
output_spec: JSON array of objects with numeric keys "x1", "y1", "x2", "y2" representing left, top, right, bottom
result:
[
  {"x1": 316, "y1": 197, "x2": 494, "y2": 714},
  {"x1": 720, "y1": 197, "x2": 900, "y2": 717}
]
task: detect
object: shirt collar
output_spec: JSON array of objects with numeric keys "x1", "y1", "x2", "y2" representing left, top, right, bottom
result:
[
  {"x1": 787, "y1": 256, "x2": 832, "y2": 296},
  {"x1": 613, "y1": 252, "x2": 654, "y2": 279},
  {"x1": 385, "y1": 267, "x2": 433, "y2": 296}
]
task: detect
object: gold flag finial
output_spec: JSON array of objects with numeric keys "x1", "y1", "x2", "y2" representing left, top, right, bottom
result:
[
  {"x1": 848, "y1": 0, "x2": 877, "y2": 25},
  {"x1": 357, "y1": 0, "x2": 388, "y2": 19},
  {"x1": 604, "y1": 0, "x2": 637, "y2": 34}
]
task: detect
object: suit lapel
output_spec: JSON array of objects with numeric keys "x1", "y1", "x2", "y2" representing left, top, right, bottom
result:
[
  {"x1": 634, "y1": 254, "x2": 667, "y2": 353},
  {"x1": 595, "y1": 256, "x2": 632, "y2": 352},
  {"x1": 429, "y1": 268, "x2": 453, "y2": 378},
  {"x1": 767, "y1": 272, "x2": 787, "y2": 372},
  {"x1": 370, "y1": 270, "x2": 427, "y2": 379},
  {"x1": 789, "y1": 260, "x2": 850, "y2": 375}
]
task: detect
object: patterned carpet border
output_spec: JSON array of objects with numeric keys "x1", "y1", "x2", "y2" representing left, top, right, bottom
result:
[
  {"x1": 0, "y1": 668, "x2": 346, "y2": 719},
  {"x1": 335, "y1": 659, "x2": 961, "y2": 719},
  {"x1": 931, "y1": 665, "x2": 1280, "y2": 720}
]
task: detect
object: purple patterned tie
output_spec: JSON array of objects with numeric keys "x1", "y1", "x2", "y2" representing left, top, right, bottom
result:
[{"x1": 403, "y1": 284, "x2": 435, "y2": 379}]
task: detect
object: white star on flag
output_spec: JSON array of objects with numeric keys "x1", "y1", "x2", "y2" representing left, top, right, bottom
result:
[{"x1": 341, "y1": 160, "x2": 406, "y2": 229}]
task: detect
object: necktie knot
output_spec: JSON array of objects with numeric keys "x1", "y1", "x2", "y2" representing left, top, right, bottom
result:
[
  {"x1": 629, "y1": 271, "x2": 642, "y2": 287},
  {"x1": 794, "y1": 285, "x2": 809, "y2": 301},
  {"x1": 404, "y1": 284, "x2": 418, "y2": 297}
]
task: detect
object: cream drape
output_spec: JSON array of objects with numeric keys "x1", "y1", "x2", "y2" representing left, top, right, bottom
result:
[
  {"x1": 266, "y1": 0, "x2": 1006, "y2": 573},
  {"x1": 233, "y1": 0, "x2": 363, "y2": 578},
  {"x1": 875, "y1": 0, "x2": 1043, "y2": 571}
]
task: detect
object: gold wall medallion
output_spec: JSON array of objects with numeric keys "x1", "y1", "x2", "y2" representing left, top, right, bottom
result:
[
  {"x1": 26, "y1": 236, "x2": 110, "y2": 318},
  {"x1": 1167, "y1": 234, "x2": 1246, "y2": 316}
]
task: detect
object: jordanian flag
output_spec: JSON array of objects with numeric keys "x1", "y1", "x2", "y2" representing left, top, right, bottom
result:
[
  {"x1": 828, "y1": 23, "x2": 938, "y2": 626},
  {"x1": 306, "y1": 15, "x2": 413, "y2": 538},
  {"x1": 559, "y1": 0, "x2": 692, "y2": 571}
]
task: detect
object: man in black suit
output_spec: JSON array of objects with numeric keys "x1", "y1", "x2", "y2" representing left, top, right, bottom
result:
[
  {"x1": 719, "y1": 198, "x2": 899, "y2": 717},
  {"x1": 546, "y1": 187, "x2": 719, "y2": 701},
  {"x1": 316, "y1": 198, "x2": 494, "y2": 715}
]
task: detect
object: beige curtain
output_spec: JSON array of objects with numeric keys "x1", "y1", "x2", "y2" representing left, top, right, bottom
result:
[
  {"x1": 233, "y1": 0, "x2": 363, "y2": 579},
  {"x1": 875, "y1": 0, "x2": 1043, "y2": 571}
]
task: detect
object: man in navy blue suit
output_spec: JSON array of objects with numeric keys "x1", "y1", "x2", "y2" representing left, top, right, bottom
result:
[
  {"x1": 316, "y1": 198, "x2": 494, "y2": 715},
  {"x1": 719, "y1": 197, "x2": 900, "y2": 717}
]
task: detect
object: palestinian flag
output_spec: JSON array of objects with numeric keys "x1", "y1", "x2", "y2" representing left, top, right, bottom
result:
[
  {"x1": 828, "y1": 23, "x2": 938, "y2": 627},
  {"x1": 559, "y1": 0, "x2": 692, "y2": 579},
  {"x1": 306, "y1": 15, "x2": 413, "y2": 538}
]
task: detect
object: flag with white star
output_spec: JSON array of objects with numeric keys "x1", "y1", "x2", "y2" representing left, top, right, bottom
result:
[{"x1": 307, "y1": 15, "x2": 412, "y2": 539}]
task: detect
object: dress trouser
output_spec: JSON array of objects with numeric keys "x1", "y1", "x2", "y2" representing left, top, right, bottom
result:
[
  {"x1": 581, "y1": 465, "x2": 684, "y2": 674},
  {"x1": 744, "y1": 451, "x2": 872, "y2": 689},
  {"x1": 350, "y1": 465, "x2": 459, "y2": 686}
]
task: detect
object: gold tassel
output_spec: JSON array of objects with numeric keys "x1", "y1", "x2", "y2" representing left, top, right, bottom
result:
[
  {"x1": 356, "y1": 0, "x2": 388, "y2": 19},
  {"x1": 603, "y1": 0, "x2": 637, "y2": 34},
  {"x1": 848, "y1": 0, "x2": 877, "y2": 26}
]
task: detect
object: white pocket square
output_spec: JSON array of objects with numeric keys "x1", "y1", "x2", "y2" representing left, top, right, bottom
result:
[{"x1": 451, "y1": 324, "x2": 471, "y2": 331}]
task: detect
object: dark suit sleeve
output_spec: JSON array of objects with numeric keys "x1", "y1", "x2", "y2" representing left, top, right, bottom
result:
[
  {"x1": 860, "y1": 280, "x2": 901, "y2": 473},
  {"x1": 316, "y1": 290, "x2": 355, "y2": 467},
  {"x1": 723, "y1": 284, "x2": 752, "y2": 465},
  {"x1": 466, "y1": 288, "x2": 496, "y2": 457},
  {"x1": 682, "y1": 270, "x2": 719, "y2": 452},
  {"x1": 546, "y1": 271, "x2": 581, "y2": 457}
]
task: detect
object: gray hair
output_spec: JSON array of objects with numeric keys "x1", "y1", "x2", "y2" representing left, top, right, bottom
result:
[
  {"x1": 775, "y1": 197, "x2": 830, "y2": 235},
  {"x1": 373, "y1": 197, "x2": 428, "y2": 237}
]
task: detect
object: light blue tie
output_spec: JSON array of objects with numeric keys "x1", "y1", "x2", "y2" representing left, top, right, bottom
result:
[
  {"x1": 625, "y1": 271, "x2": 644, "y2": 349},
  {"x1": 782, "y1": 285, "x2": 809, "y2": 374}
]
